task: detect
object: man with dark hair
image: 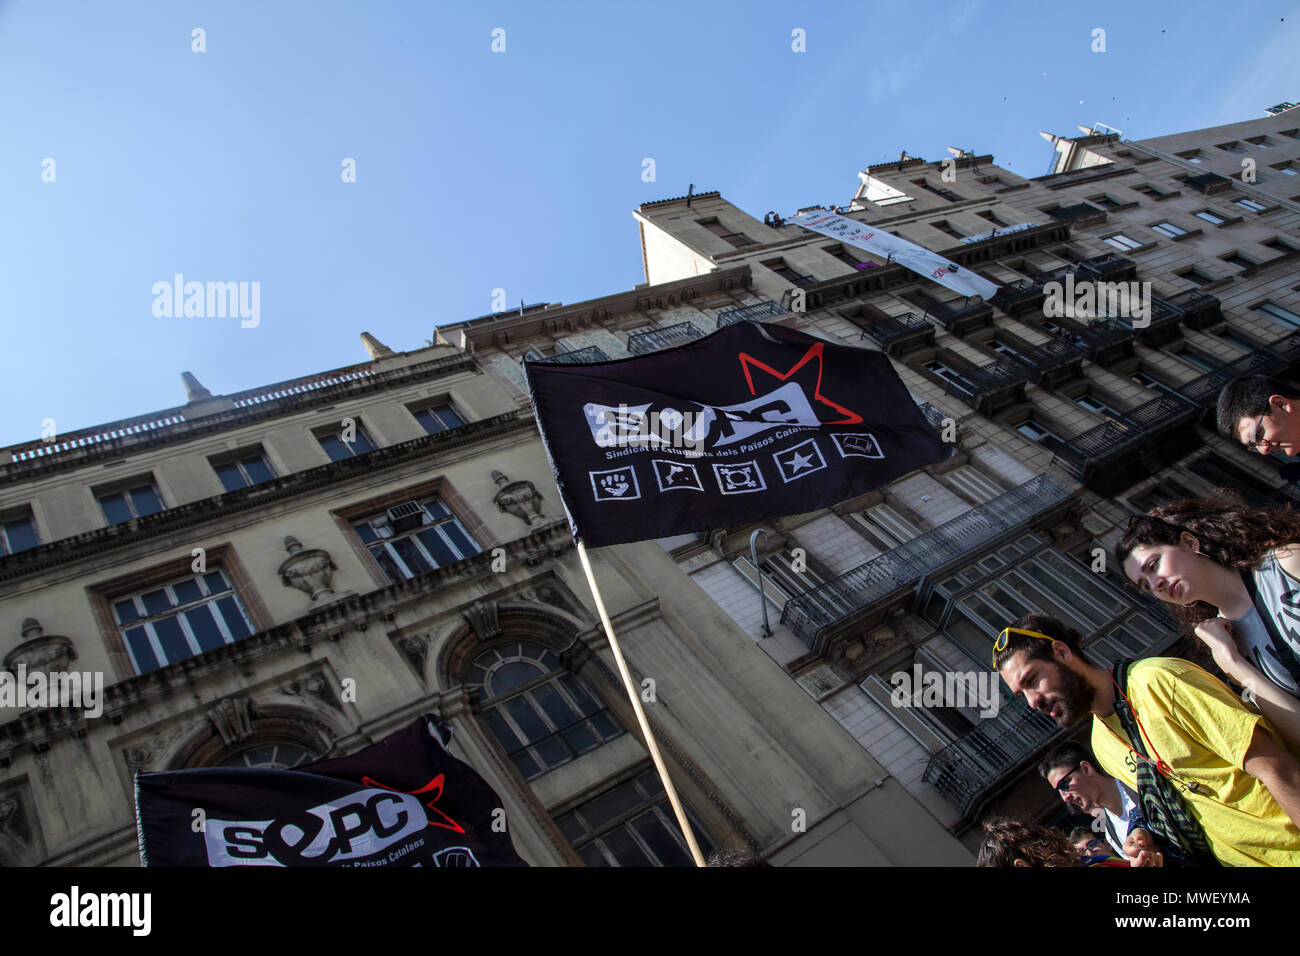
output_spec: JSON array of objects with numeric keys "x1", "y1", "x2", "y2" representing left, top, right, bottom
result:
[
  {"x1": 1038, "y1": 740, "x2": 1154, "y2": 862},
  {"x1": 1216, "y1": 376, "x2": 1300, "y2": 472},
  {"x1": 994, "y1": 613, "x2": 1300, "y2": 866}
]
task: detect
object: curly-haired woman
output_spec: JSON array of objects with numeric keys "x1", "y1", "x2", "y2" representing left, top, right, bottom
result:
[{"x1": 1115, "y1": 492, "x2": 1300, "y2": 747}]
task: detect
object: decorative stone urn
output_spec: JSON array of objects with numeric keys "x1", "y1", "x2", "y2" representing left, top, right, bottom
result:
[
  {"x1": 492, "y1": 471, "x2": 544, "y2": 525},
  {"x1": 3, "y1": 618, "x2": 76, "y2": 675},
  {"x1": 278, "y1": 536, "x2": 344, "y2": 605}
]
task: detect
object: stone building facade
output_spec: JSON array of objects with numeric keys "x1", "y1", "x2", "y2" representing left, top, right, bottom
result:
[{"x1": 3, "y1": 104, "x2": 1299, "y2": 865}]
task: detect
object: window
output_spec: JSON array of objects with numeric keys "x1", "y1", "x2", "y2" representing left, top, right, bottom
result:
[
  {"x1": 0, "y1": 509, "x2": 39, "y2": 556},
  {"x1": 1234, "y1": 198, "x2": 1267, "y2": 212},
  {"x1": 1178, "y1": 348, "x2": 1218, "y2": 373},
  {"x1": 763, "y1": 259, "x2": 814, "y2": 286},
  {"x1": 1017, "y1": 419, "x2": 1064, "y2": 444},
  {"x1": 1216, "y1": 141, "x2": 1246, "y2": 154},
  {"x1": 911, "y1": 178, "x2": 962, "y2": 202},
  {"x1": 353, "y1": 496, "x2": 480, "y2": 582},
  {"x1": 467, "y1": 642, "x2": 624, "y2": 781},
  {"x1": 989, "y1": 340, "x2": 1022, "y2": 360},
  {"x1": 858, "y1": 502, "x2": 923, "y2": 548},
  {"x1": 1103, "y1": 233, "x2": 1142, "y2": 251},
  {"x1": 1129, "y1": 369, "x2": 1179, "y2": 397},
  {"x1": 698, "y1": 218, "x2": 756, "y2": 248},
  {"x1": 1176, "y1": 150, "x2": 1204, "y2": 164},
  {"x1": 1263, "y1": 237, "x2": 1299, "y2": 254},
  {"x1": 409, "y1": 402, "x2": 465, "y2": 436},
  {"x1": 1076, "y1": 394, "x2": 1125, "y2": 420},
  {"x1": 221, "y1": 743, "x2": 318, "y2": 769},
  {"x1": 1150, "y1": 221, "x2": 1187, "y2": 238},
  {"x1": 1130, "y1": 184, "x2": 1168, "y2": 199},
  {"x1": 945, "y1": 466, "x2": 1005, "y2": 505},
  {"x1": 1194, "y1": 210, "x2": 1226, "y2": 225},
  {"x1": 931, "y1": 220, "x2": 964, "y2": 240},
  {"x1": 1280, "y1": 129, "x2": 1300, "y2": 141},
  {"x1": 825, "y1": 245, "x2": 867, "y2": 268},
  {"x1": 1245, "y1": 136, "x2": 1273, "y2": 149},
  {"x1": 1088, "y1": 194, "x2": 1122, "y2": 209},
  {"x1": 210, "y1": 450, "x2": 276, "y2": 492},
  {"x1": 555, "y1": 768, "x2": 716, "y2": 867},
  {"x1": 1254, "y1": 301, "x2": 1300, "y2": 329},
  {"x1": 111, "y1": 567, "x2": 254, "y2": 674},
  {"x1": 733, "y1": 545, "x2": 830, "y2": 610},
  {"x1": 925, "y1": 359, "x2": 963, "y2": 384},
  {"x1": 1177, "y1": 266, "x2": 1218, "y2": 286},
  {"x1": 1273, "y1": 162, "x2": 1300, "y2": 176},
  {"x1": 315, "y1": 420, "x2": 375, "y2": 461},
  {"x1": 1218, "y1": 329, "x2": 1258, "y2": 353},
  {"x1": 97, "y1": 480, "x2": 165, "y2": 525},
  {"x1": 1221, "y1": 252, "x2": 1256, "y2": 270},
  {"x1": 977, "y1": 209, "x2": 1009, "y2": 226}
]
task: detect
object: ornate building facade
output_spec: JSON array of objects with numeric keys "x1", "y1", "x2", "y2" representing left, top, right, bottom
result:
[{"x1": 3, "y1": 104, "x2": 1299, "y2": 865}]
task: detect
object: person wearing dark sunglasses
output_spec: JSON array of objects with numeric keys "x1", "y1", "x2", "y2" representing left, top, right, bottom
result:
[
  {"x1": 1217, "y1": 375, "x2": 1300, "y2": 462},
  {"x1": 994, "y1": 613, "x2": 1300, "y2": 866},
  {"x1": 1115, "y1": 494, "x2": 1300, "y2": 750},
  {"x1": 1039, "y1": 741, "x2": 1161, "y2": 865}
]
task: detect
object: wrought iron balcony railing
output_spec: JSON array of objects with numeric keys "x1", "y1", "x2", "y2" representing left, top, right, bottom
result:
[
  {"x1": 626, "y1": 321, "x2": 704, "y2": 356},
  {"x1": 935, "y1": 360, "x2": 1028, "y2": 414},
  {"x1": 903, "y1": 291, "x2": 994, "y2": 334},
  {"x1": 1174, "y1": 349, "x2": 1287, "y2": 409},
  {"x1": 990, "y1": 277, "x2": 1046, "y2": 315},
  {"x1": 1075, "y1": 253, "x2": 1136, "y2": 281},
  {"x1": 1052, "y1": 318, "x2": 1135, "y2": 362},
  {"x1": 716, "y1": 301, "x2": 785, "y2": 327},
  {"x1": 922, "y1": 696, "x2": 1061, "y2": 818},
  {"x1": 779, "y1": 474, "x2": 1075, "y2": 650},
  {"x1": 1185, "y1": 172, "x2": 1233, "y2": 194},
  {"x1": 1266, "y1": 329, "x2": 1300, "y2": 365},
  {"x1": 1051, "y1": 394, "x2": 1201, "y2": 493},
  {"x1": 1113, "y1": 295, "x2": 1184, "y2": 345},
  {"x1": 1005, "y1": 339, "x2": 1085, "y2": 384},
  {"x1": 1162, "y1": 289, "x2": 1223, "y2": 330},
  {"x1": 855, "y1": 310, "x2": 935, "y2": 354},
  {"x1": 916, "y1": 402, "x2": 950, "y2": 433},
  {"x1": 536, "y1": 346, "x2": 610, "y2": 365},
  {"x1": 1048, "y1": 202, "x2": 1107, "y2": 226}
]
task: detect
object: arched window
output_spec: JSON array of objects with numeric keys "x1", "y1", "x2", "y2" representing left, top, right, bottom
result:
[
  {"x1": 218, "y1": 743, "x2": 318, "y2": 770},
  {"x1": 466, "y1": 642, "x2": 624, "y2": 780}
]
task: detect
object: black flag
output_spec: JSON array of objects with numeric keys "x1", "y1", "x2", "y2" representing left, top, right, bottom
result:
[
  {"x1": 525, "y1": 321, "x2": 952, "y2": 547},
  {"x1": 135, "y1": 715, "x2": 528, "y2": 867}
]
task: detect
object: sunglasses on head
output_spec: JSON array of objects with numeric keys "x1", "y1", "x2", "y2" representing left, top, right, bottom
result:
[{"x1": 991, "y1": 627, "x2": 1060, "y2": 668}]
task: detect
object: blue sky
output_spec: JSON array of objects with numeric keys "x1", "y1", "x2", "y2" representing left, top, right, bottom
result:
[{"x1": 2, "y1": 0, "x2": 1297, "y2": 448}]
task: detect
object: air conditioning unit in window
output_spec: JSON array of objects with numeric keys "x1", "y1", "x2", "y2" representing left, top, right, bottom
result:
[{"x1": 386, "y1": 500, "x2": 428, "y2": 533}]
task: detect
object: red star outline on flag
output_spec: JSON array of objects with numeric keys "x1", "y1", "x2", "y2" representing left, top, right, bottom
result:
[
  {"x1": 361, "y1": 773, "x2": 467, "y2": 834},
  {"x1": 737, "y1": 342, "x2": 864, "y2": 426}
]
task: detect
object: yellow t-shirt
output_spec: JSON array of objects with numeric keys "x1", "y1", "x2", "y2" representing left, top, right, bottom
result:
[{"x1": 1090, "y1": 657, "x2": 1300, "y2": 867}]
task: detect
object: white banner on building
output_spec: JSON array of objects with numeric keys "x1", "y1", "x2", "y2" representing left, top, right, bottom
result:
[
  {"x1": 790, "y1": 210, "x2": 1000, "y2": 301},
  {"x1": 958, "y1": 221, "x2": 1036, "y2": 244}
]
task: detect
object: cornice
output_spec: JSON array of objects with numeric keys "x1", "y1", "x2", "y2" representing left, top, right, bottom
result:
[{"x1": 0, "y1": 410, "x2": 537, "y2": 584}]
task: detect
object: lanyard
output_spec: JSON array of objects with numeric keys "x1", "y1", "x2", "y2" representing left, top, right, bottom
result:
[{"x1": 1099, "y1": 671, "x2": 1202, "y2": 795}]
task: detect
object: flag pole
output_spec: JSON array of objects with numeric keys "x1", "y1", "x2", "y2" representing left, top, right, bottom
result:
[{"x1": 575, "y1": 540, "x2": 707, "y2": 867}]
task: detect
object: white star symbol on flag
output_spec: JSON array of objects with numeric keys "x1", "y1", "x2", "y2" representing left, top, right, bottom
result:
[{"x1": 785, "y1": 450, "x2": 815, "y2": 472}]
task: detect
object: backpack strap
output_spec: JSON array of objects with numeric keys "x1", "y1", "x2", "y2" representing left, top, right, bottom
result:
[{"x1": 1239, "y1": 569, "x2": 1300, "y2": 688}]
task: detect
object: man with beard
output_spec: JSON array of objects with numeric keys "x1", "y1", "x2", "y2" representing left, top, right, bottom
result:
[{"x1": 994, "y1": 613, "x2": 1300, "y2": 866}]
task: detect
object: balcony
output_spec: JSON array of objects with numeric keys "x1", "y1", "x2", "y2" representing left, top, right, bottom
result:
[
  {"x1": 1185, "y1": 172, "x2": 1233, "y2": 195},
  {"x1": 1163, "y1": 289, "x2": 1223, "y2": 330},
  {"x1": 851, "y1": 308, "x2": 935, "y2": 355},
  {"x1": 903, "y1": 291, "x2": 994, "y2": 334},
  {"x1": 779, "y1": 474, "x2": 1076, "y2": 652},
  {"x1": 916, "y1": 402, "x2": 951, "y2": 433},
  {"x1": 627, "y1": 321, "x2": 705, "y2": 356},
  {"x1": 1075, "y1": 253, "x2": 1136, "y2": 282},
  {"x1": 922, "y1": 696, "x2": 1061, "y2": 818},
  {"x1": 1050, "y1": 393, "x2": 1202, "y2": 495},
  {"x1": 536, "y1": 346, "x2": 610, "y2": 365},
  {"x1": 716, "y1": 301, "x2": 785, "y2": 327},
  {"x1": 990, "y1": 278, "x2": 1046, "y2": 316},
  {"x1": 1052, "y1": 318, "x2": 1135, "y2": 363},
  {"x1": 1116, "y1": 295, "x2": 1184, "y2": 346},
  {"x1": 1265, "y1": 329, "x2": 1300, "y2": 366},
  {"x1": 1047, "y1": 202, "x2": 1107, "y2": 227},
  {"x1": 1005, "y1": 339, "x2": 1085, "y2": 386},
  {"x1": 933, "y1": 360, "x2": 1028, "y2": 415},
  {"x1": 1173, "y1": 349, "x2": 1287, "y2": 411}
]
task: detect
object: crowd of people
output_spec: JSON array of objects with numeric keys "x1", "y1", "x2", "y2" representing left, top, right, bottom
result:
[{"x1": 978, "y1": 376, "x2": 1300, "y2": 867}]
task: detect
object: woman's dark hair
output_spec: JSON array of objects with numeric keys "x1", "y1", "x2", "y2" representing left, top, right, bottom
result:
[
  {"x1": 977, "y1": 817, "x2": 1078, "y2": 867},
  {"x1": 1114, "y1": 490, "x2": 1300, "y2": 631}
]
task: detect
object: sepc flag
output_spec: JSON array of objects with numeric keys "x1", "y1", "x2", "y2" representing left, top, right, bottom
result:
[{"x1": 524, "y1": 321, "x2": 953, "y2": 547}]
